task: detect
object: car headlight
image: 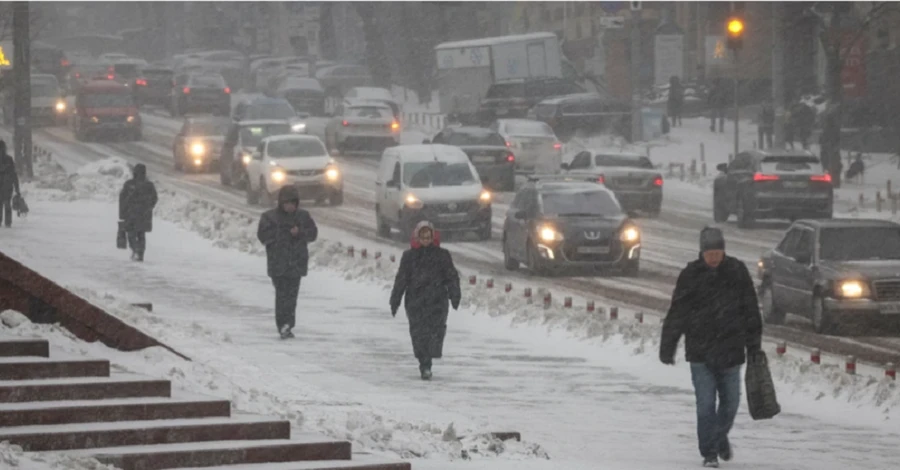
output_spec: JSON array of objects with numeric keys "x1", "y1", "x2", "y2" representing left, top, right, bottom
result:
[
  {"x1": 620, "y1": 226, "x2": 640, "y2": 242},
  {"x1": 836, "y1": 280, "x2": 869, "y2": 298},
  {"x1": 126, "y1": 115, "x2": 136, "y2": 123},
  {"x1": 90, "y1": 116, "x2": 99, "y2": 123},
  {"x1": 292, "y1": 122, "x2": 307, "y2": 132},
  {"x1": 193, "y1": 158, "x2": 203, "y2": 166},
  {"x1": 405, "y1": 193, "x2": 424, "y2": 209},
  {"x1": 55, "y1": 100, "x2": 66, "y2": 112},
  {"x1": 190, "y1": 142, "x2": 205, "y2": 157},
  {"x1": 479, "y1": 190, "x2": 491, "y2": 204},
  {"x1": 242, "y1": 153, "x2": 251, "y2": 165},
  {"x1": 538, "y1": 225, "x2": 563, "y2": 242},
  {"x1": 271, "y1": 169, "x2": 286, "y2": 183},
  {"x1": 325, "y1": 167, "x2": 340, "y2": 181}
]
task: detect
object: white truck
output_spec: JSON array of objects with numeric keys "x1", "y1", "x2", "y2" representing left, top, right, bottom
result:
[{"x1": 434, "y1": 32, "x2": 563, "y2": 122}]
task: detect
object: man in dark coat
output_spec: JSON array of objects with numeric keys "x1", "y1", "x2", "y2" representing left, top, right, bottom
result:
[
  {"x1": 0, "y1": 140, "x2": 20, "y2": 228},
  {"x1": 390, "y1": 221, "x2": 461, "y2": 380},
  {"x1": 757, "y1": 100, "x2": 774, "y2": 149},
  {"x1": 118, "y1": 163, "x2": 158, "y2": 261},
  {"x1": 667, "y1": 75, "x2": 684, "y2": 127},
  {"x1": 660, "y1": 227, "x2": 763, "y2": 468},
  {"x1": 257, "y1": 186, "x2": 318, "y2": 339}
]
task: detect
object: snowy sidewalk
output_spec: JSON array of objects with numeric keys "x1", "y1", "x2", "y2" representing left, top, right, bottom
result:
[{"x1": 2, "y1": 199, "x2": 900, "y2": 470}]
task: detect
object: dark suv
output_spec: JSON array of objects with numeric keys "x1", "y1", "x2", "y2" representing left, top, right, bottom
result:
[
  {"x1": 476, "y1": 78, "x2": 584, "y2": 124},
  {"x1": 713, "y1": 149, "x2": 833, "y2": 228},
  {"x1": 758, "y1": 218, "x2": 900, "y2": 335},
  {"x1": 501, "y1": 176, "x2": 641, "y2": 276},
  {"x1": 529, "y1": 93, "x2": 632, "y2": 142}
]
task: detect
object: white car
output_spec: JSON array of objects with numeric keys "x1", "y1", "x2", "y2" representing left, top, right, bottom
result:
[
  {"x1": 245, "y1": 134, "x2": 343, "y2": 207},
  {"x1": 343, "y1": 86, "x2": 400, "y2": 118},
  {"x1": 324, "y1": 100, "x2": 400, "y2": 155},
  {"x1": 490, "y1": 118, "x2": 562, "y2": 174}
]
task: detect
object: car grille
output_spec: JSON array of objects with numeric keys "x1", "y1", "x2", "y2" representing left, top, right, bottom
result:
[
  {"x1": 97, "y1": 115, "x2": 127, "y2": 123},
  {"x1": 286, "y1": 169, "x2": 324, "y2": 176},
  {"x1": 561, "y1": 240, "x2": 622, "y2": 262},
  {"x1": 425, "y1": 201, "x2": 478, "y2": 213},
  {"x1": 873, "y1": 279, "x2": 900, "y2": 301}
]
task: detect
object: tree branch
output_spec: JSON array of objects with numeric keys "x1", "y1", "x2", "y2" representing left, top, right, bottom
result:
[{"x1": 840, "y1": 2, "x2": 897, "y2": 60}]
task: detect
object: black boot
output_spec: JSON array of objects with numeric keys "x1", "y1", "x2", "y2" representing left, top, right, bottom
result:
[
  {"x1": 702, "y1": 455, "x2": 719, "y2": 468},
  {"x1": 718, "y1": 437, "x2": 732, "y2": 462},
  {"x1": 418, "y1": 358, "x2": 432, "y2": 380}
]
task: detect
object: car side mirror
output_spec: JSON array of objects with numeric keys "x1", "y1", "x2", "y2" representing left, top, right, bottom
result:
[
  {"x1": 560, "y1": 162, "x2": 569, "y2": 170},
  {"x1": 716, "y1": 163, "x2": 728, "y2": 173},
  {"x1": 422, "y1": 138, "x2": 431, "y2": 144},
  {"x1": 514, "y1": 210, "x2": 527, "y2": 220}
]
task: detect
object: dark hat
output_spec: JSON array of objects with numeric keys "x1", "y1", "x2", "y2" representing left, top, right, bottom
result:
[
  {"x1": 700, "y1": 226, "x2": 725, "y2": 252},
  {"x1": 277, "y1": 186, "x2": 300, "y2": 204}
]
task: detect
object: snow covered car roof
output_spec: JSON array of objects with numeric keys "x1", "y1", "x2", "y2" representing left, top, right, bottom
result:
[
  {"x1": 278, "y1": 77, "x2": 322, "y2": 92},
  {"x1": 262, "y1": 134, "x2": 321, "y2": 143},
  {"x1": 347, "y1": 87, "x2": 393, "y2": 101}
]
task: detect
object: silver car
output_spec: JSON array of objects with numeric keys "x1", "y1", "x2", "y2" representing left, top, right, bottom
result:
[
  {"x1": 324, "y1": 100, "x2": 400, "y2": 155},
  {"x1": 561, "y1": 150, "x2": 664, "y2": 217},
  {"x1": 490, "y1": 118, "x2": 562, "y2": 175}
]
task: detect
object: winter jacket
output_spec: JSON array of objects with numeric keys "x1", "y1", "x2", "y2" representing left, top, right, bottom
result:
[
  {"x1": 707, "y1": 80, "x2": 727, "y2": 109},
  {"x1": 660, "y1": 254, "x2": 763, "y2": 370},
  {"x1": 118, "y1": 164, "x2": 158, "y2": 233},
  {"x1": 0, "y1": 151, "x2": 19, "y2": 197},
  {"x1": 758, "y1": 103, "x2": 774, "y2": 130},
  {"x1": 257, "y1": 186, "x2": 318, "y2": 278},
  {"x1": 667, "y1": 78, "x2": 683, "y2": 114}
]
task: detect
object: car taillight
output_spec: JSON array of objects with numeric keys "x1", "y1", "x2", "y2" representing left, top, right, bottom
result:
[
  {"x1": 753, "y1": 173, "x2": 779, "y2": 182},
  {"x1": 107, "y1": 74, "x2": 114, "y2": 80},
  {"x1": 224, "y1": 87, "x2": 231, "y2": 94},
  {"x1": 61, "y1": 59, "x2": 70, "y2": 67},
  {"x1": 653, "y1": 176, "x2": 663, "y2": 186},
  {"x1": 390, "y1": 120, "x2": 400, "y2": 131},
  {"x1": 597, "y1": 174, "x2": 606, "y2": 184},
  {"x1": 553, "y1": 142, "x2": 562, "y2": 150},
  {"x1": 74, "y1": 72, "x2": 81, "y2": 78},
  {"x1": 182, "y1": 87, "x2": 190, "y2": 94},
  {"x1": 135, "y1": 78, "x2": 147, "y2": 86},
  {"x1": 342, "y1": 120, "x2": 349, "y2": 127},
  {"x1": 505, "y1": 141, "x2": 511, "y2": 147},
  {"x1": 506, "y1": 153, "x2": 515, "y2": 162},
  {"x1": 810, "y1": 174, "x2": 832, "y2": 183}
]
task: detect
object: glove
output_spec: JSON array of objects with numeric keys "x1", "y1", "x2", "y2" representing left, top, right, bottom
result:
[
  {"x1": 451, "y1": 299, "x2": 460, "y2": 310},
  {"x1": 390, "y1": 306, "x2": 398, "y2": 317},
  {"x1": 659, "y1": 353, "x2": 675, "y2": 365}
]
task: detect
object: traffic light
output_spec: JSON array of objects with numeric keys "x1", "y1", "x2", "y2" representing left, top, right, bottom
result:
[{"x1": 726, "y1": 17, "x2": 744, "y2": 51}]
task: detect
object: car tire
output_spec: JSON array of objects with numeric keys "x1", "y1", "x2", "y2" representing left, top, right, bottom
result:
[
  {"x1": 760, "y1": 282, "x2": 786, "y2": 325},
  {"x1": 329, "y1": 190, "x2": 344, "y2": 206},
  {"x1": 503, "y1": 234, "x2": 519, "y2": 271},
  {"x1": 375, "y1": 207, "x2": 391, "y2": 238},
  {"x1": 812, "y1": 294, "x2": 838, "y2": 335},
  {"x1": 621, "y1": 259, "x2": 640, "y2": 277},
  {"x1": 713, "y1": 191, "x2": 729, "y2": 223},
  {"x1": 246, "y1": 179, "x2": 259, "y2": 205},
  {"x1": 736, "y1": 194, "x2": 755, "y2": 229}
]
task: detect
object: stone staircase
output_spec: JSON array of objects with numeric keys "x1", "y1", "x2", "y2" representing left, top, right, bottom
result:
[{"x1": 0, "y1": 334, "x2": 411, "y2": 470}]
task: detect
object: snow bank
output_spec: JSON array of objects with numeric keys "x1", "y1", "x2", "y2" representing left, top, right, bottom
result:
[
  {"x1": 0, "y1": 441, "x2": 114, "y2": 470},
  {"x1": 22, "y1": 156, "x2": 900, "y2": 420}
]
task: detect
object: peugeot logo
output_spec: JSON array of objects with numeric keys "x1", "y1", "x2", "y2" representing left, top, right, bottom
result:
[
  {"x1": 584, "y1": 231, "x2": 602, "y2": 240},
  {"x1": 448, "y1": 203, "x2": 458, "y2": 211}
]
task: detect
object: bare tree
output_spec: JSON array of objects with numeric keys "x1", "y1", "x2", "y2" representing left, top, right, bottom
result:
[{"x1": 354, "y1": 3, "x2": 391, "y2": 87}]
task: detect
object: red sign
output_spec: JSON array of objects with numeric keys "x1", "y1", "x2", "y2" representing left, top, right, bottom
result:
[{"x1": 841, "y1": 34, "x2": 867, "y2": 98}]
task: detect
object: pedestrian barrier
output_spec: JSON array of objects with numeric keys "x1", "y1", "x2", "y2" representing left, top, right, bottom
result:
[{"x1": 400, "y1": 111, "x2": 445, "y2": 133}]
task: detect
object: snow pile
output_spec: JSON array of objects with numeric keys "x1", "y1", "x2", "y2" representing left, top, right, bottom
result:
[
  {"x1": 25, "y1": 156, "x2": 132, "y2": 203},
  {"x1": 0, "y1": 442, "x2": 115, "y2": 470}
]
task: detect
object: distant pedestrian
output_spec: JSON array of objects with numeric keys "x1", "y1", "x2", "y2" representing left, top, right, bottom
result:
[
  {"x1": 790, "y1": 101, "x2": 815, "y2": 149},
  {"x1": 257, "y1": 186, "x2": 318, "y2": 339},
  {"x1": 707, "y1": 78, "x2": 727, "y2": 133},
  {"x1": 845, "y1": 153, "x2": 865, "y2": 182},
  {"x1": 118, "y1": 163, "x2": 158, "y2": 261},
  {"x1": 757, "y1": 100, "x2": 774, "y2": 149},
  {"x1": 390, "y1": 221, "x2": 461, "y2": 380},
  {"x1": 667, "y1": 76, "x2": 684, "y2": 127},
  {"x1": 660, "y1": 227, "x2": 763, "y2": 468},
  {"x1": 0, "y1": 140, "x2": 20, "y2": 227}
]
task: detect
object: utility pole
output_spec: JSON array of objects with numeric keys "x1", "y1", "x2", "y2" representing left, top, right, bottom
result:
[
  {"x1": 771, "y1": 2, "x2": 785, "y2": 148},
  {"x1": 630, "y1": 2, "x2": 643, "y2": 143},
  {"x1": 12, "y1": 1, "x2": 32, "y2": 179}
]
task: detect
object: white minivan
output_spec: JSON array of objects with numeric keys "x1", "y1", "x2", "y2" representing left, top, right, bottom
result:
[{"x1": 374, "y1": 144, "x2": 493, "y2": 240}]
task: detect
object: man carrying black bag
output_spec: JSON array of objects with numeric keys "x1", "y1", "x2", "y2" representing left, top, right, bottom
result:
[{"x1": 660, "y1": 227, "x2": 763, "y2": 468}]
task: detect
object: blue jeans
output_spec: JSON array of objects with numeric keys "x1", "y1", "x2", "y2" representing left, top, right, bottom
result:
[{"x1": 690, "y1": 362, "x2": 741, "y2": 458}]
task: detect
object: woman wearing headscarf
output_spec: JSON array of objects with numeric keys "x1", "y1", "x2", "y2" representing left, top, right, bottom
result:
[{"x1": 390, "y1": 221, "x2": 461, "y2": 380}]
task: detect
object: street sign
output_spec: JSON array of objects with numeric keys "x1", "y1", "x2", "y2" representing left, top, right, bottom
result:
[{"x1": 598, "y1": 16, "x2": 625, "y2": 29}]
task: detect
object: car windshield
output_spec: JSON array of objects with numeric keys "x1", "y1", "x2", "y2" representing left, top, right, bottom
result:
[
  {"x1": 82, "y1": 93, "x2": 133, "y2": 107},
  {"x1": 113, "y1": 64, "x2": 139, "y2": 79},
  {"x1": 447, "y1": 132, "x2": 505, "y2": 147},
  {"x1": 486, "y1": 83, "x2": 524, "y2": 99},
  {"x1": 239, "y1": 124, "x2": 292, "y2": 147},
  {"x1": 819, "y1": 227, "x2": 900, "y2": 261},
  {"x1": 403, "y1": 161, "x2": 477, "y2": 188},
  {"x1": 540, "y1": 190, "x2": 622, "y2": 217},
  {"x1": 247, "y1": 102, "x2": 296, "y2": 120},
  {"x1": 267, "y1": 139, "x2": 326, "y2": 158},
  {"x1": 31, "y1": 82, "x2": 58, "y2": 97},
  {"x1": 595, "y1": 154, "x2": 654, "y2": 169},
  {"x1": 190, "y1": 75, "x2": 226, "y2": 87},
  {"x1": 760, "y1": 155, "x2": 823, "y2": 173},
  {"x1": 188, "y1": 120, "x2": 229, "y2": 136},
  {"x1": 506, "y1": 121, "x2": 554, "y2": 136},
  {"x1": 347, "y1": 106, "x2": 388, "y2": 118}
]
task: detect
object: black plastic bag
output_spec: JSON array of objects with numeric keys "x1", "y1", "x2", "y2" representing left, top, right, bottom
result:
[
  {"x1": 117, "y1": 221, "x2": 128, "y2": 250},
  {"x1": 11, "y1": 194, "x2": 28, "y2": 216},
  {"x1": 745, "y1": 349, "x2": 781, "y2": 420}
]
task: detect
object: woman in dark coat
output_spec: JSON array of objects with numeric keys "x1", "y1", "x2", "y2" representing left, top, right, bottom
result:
[
  {"x1": 390, "y1": 221, "x2": 461, "y2": 380},
  {"x1": 118, "y1": 163, "x2": 158, "y2": 262}
]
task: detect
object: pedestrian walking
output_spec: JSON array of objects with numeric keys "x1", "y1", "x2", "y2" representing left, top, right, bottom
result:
[
  {"x1": 757, "y1": 100, "x2": 774, "y2": 149},
  {"x1": 0, "y1": 140, "x2": 21, "y2": 228},
  {"x1": 659, "y1": 226, "x2": 763, "y2": 468},
  {"x1": 390, "y1": 221, "x2": 461, "y2": 380},
  {"x1": 118, "y1": 163, "x2": 158, "y2": 261},
  {"x1": 667, "y1": 76, "x2": 684, "y2": 128},
  {"x1": 257, "y1": 186, "x2": 318, "y2": 339}
]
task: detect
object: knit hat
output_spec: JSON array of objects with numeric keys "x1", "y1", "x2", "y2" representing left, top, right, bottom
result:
[{"x1": 700, "y1": 226, "x2": 725, "y2": 252}]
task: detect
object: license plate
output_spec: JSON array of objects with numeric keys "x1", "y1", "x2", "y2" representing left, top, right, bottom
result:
[
  {"x1": 783, "y1": 181, "x2": 808, "y2": 189},
  {"x1": 881, "y1": 303, "x2": 900, "y2": 314},
  {"x1": 473, "y1": 155, "x2": 495, "y2": 163},
  {"x1": 438, "y1": 213, "x2": 468, "y2": 222},
  {"x1": 577, "y1": 246, "x2": 610, "y2": 254}
]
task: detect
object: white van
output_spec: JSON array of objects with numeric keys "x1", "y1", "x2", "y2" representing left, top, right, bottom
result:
[{"x1": 375, "y1": 144, "x2": 493, "y2": 240}]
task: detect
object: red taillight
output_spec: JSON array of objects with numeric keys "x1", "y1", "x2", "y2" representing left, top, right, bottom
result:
[
  {"x1": 553, "y1": 142, "x2": 562, "y2": 150},
  {"x1": 753, "y1": 173, "x2": 779, "y2": 182},
  {"x1": 653, "y1": 176, "x2": 663, "y2": 187},
  {"x1": 182, "y1": 87, "x2": 190, "y2": 94},
  {"x1": 505, "y1": 141, "x2": 511, "y2": 147},
  {"x1": 224, "y1": 87, "x2": 231, "y2": 94},
  {"x1": 61, "y1": 59, "x2": 70, "y2": 67},
  {"x1": 597, "y1": 174, "x2": 606, "y2": 184},
  {"x1": 106, "y1": 74, "x2": 114, "y2": 80},
  {"x1": 135, "y1": 78, "x2": 147, "y2": 86},
  {"x1": 810, "y1": 174, "x2": 832, "y2": 183},
  {"x1": 506, "y1": 153, "x2": 515, "y2": 162},
  {"x1": 342, "y1": 120, "x2": 349, "y2": 127},
  {"x1": 74, "y1": 72, "x2": 81, "y2": 78}
]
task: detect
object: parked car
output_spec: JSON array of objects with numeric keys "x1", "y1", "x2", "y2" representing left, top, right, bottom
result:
[
  {"x1": 476, "y1": 77, "x2": 584, "y2": 124},
  {"x1": 374, "y1": 144, "x2": 492, "y2": 240},
  {"x1": 713, "y1": 149, "x2": 833, "y2": 228},
  {"x1": 133, "y1": 66, "x2": 173, "y2": 107},
  {"x1": 170, "y1": 72, "x2": 231, "y2": 116},
  {"x1": 324, "y1": 100, "x2": 400, "y2": 155},
  {"x1": 560, "y1": 150, "x2": 663, "y2": 217},
  {"x1": 245, "y1": 134, "x2": 344, "y2": 207},
  {"x1": 343, "y1": 87, "x2": 400, "y2": 118},
  {"x1": 529, "y1": 93, "x2": 632, "y2": 142},
  {"x1": 501, "y1": 176, "x2": 641, "y2": 276},
  {"x1": 172, "y1": 116, "x2": 230, "y2": 172},
  {"x1": 489, "y1": 118, "x2": 562, "y2": 174},
  {"x1": 219, "y1": 119, "x2": 294, "y2": 187},
  {"x1": 428, "y1": 126, "x2": 516, "y2": 191},
  {"x1": 758, "y1": 218, "x2": 900, "y2": 334},
  {"x1": 71, "y1": 79, "x2": 141, "y2": 141}
]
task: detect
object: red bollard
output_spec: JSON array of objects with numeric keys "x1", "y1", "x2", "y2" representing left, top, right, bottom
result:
[
  {"x1": 504, "y1": 283, "x2": 512, "y2": 293},
  {"x1": 886, "y1": 363, "x2": 896, "y2": 380},
  {"x1": 486, "y1": 278, "x2": 494, "y2": 288},
  {"x1": 374, "y1": 251, "x2": 382, "y2": 260},
  {"x1": 811, "y1": 349, "x2": 821, "y2": 364},
  {"x1": 634, "y1": 312, "x2": 643, "y2": 324},
  {"x1": 348, "y1": 246, "x2": 355, "y2": 257},
  {"x1": 776, "y1": 341, "x2": 787, "y2": 356},
  {"x1": 361, "y1": 248, "x2": 368, "y2": 259},
  {"x1": 609, "y1": 307, "x2": 618, "y2": 320},
  {"x1": 586, "y1": 301, "x2": 595, "y2": 312},
  {"x1": 846, "y1": 356, "x2": 857, "y2": 375},
  {"x1": 564, "y1": 296, "x2": 572, "y2": 308},
  {"x1": 390, "y1": 254, "x2": 396, "y2": 262},
  {"x1": 468, "y1": 275, "x2": 477, "y2": 285},
  {"x1": 543, "y1": 292, "x2": 552, "y2": 308},
  {"x1": 524, "y1": 287, "x2": 532, "y2": 298}
]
